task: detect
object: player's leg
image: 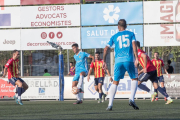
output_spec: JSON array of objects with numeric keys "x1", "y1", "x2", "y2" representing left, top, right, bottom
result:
[
  {"x1": 72, "y1": 80, "x2": 82, "y2": 104},
  {"x1": 9, "y1": 78, "x2": 19, "y2": 104},
  {"x1": 125, "y1": 62, "x2": 139, "y2": 110},
  {"x1": 154, "y1": 77, "x2": 159, "y2": 101},
  {"x1": 77, "y1": 72, "x2": 86, "y2": 92},
  {"x1": 100, "y1": 77, "x2": 106, "y2": 102},
  {"x1": 97, "y1": 78, "x2": 104, "y2": 103},
  {"x1": 19, "y1": 78, "x2": 28, "y2": 94},
  {"x1": 15, "y1": 79, "x2": 24, "y2": 105},
  {"x1": 107, "y1": 62, "x2": 125, "y2": 111},
  {"x1": 159, "y1": 76, "x2": 167, "y2": 101}
]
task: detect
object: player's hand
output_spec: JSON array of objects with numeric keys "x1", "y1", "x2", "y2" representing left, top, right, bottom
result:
[
  {"x1": 103, "y1": 62, "x2": 107, "y2": 70},
  {"x1": 87, "y1": 76, "x2": 90, "y2": 82},
  {"x1": 143, "y1": 68, "x2": 147, "y2": 73},
  {"x1": 109, "y1": 77, "x2": 113, "y2": 82},
  {"x1": 2, "y1": 74, "x2": 5, "y2": 78},
  {"x1": 167, "y1": 74, "x2": 171, "y2": 78},
  {"x1": 134, "y1": 59, "x2": 139, "y2": 67}
]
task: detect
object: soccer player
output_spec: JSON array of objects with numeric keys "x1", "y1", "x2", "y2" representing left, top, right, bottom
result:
[
  {"x1": 151, "y1": 52, "x2": 170, "y2": 101},
  {"x1": 87, "y1": 51, "x2": 113, "y2": 103},
  {"x1": 136, "y1": 41, "x2": 173, "y2": 104},
  {"x1": 103, "y1": 19, "x2": 139, "y2": 111},
  {"x1": 68, "y1": 62, "x2": 75, "y2": 76},
  {"x1": 2, "y1": 50, "x2": 29, "y2": 105},
  {"x1": 71, "y1": 43, "x2": 94, "y2": 104}
]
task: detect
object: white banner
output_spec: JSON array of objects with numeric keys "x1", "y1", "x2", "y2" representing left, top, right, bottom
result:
[
  {"x1": 144, "y1": 1, "x2": 178, "y2": 23},
  {"x1": 0, "y1": 30, "x2": 20, "y2": 51},
  {"x1": 144, "y1": 24, "x2": 180, "y2": 46},
  {"x1": 0, "y1": 0, "x2": 20, "y2": 6},
  {"x1": 0, "y1": 7, "x2": 20, "y2": 28},
  {"x1": 21, "y1": 5, "x2": 80, "y2": 27},
  {"x1": 21, "y1": 28, "x2": 81, "y2": 50},
  {"x1": 21, "y1": 77, "x2": 76, "y2": 99},
  {"x1": 84, "y1": 76, "x2": 152, "y2": 99}
]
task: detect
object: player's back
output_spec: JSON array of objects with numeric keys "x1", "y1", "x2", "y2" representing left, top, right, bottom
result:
[{"x1": 108, "y1": 30, "x2": 135, "y2": 63}]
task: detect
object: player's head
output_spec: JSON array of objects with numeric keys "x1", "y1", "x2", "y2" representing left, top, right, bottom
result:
[
  {"x1": 154, "y1": 52, "x2": 159, "y2": 59},
  {"x1": 136, "y1": 41, "x2": 140, "y2": 49},
  {"x1": 44, "y1": 69, "x2": 48, "y2": 73},
  {"x1": 13, "y1": 50, "x2": 20, "y2": 59},
  {"x1": 70, "y1": 62, "x2": 73, "y2": 67},
  {"x1": 95, "y1": 51, "x2": 100, "y2": 60},
  {"x1": 72, "y1": 43, "x2": 79, "y2": 54},
  {"x1": 167, "y1": 60, "x2": 171, "y2": 65},
  {"x1": 118, "y1": 19, "x2": 127, "y2": 31}
]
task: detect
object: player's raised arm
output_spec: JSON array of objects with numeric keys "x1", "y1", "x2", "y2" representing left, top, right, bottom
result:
[{"x1": 88, "y1": 54, "x2": 94, "y2": 63}]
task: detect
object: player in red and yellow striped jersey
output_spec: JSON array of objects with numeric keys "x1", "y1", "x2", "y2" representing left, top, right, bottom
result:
[
  {"x1": 151, "y1": 52, "x2": 170, "y2": 101},
  {"x1": 87, "y1": 51, "x2": 113, "y2": 103},
  {"x1": 2, "y1": 50, "x2": 29, "y2": 105}
]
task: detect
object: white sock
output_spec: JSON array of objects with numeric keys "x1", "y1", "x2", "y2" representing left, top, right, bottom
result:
[
  {"x1": 16, "y1": 93, "x2": 18, "y2": 98},
  {"x1": 18, "y1": 96, "x2": 21, "y2": 100},
  {"x1": 108, "y1": 84, "x2": 117, "y2": 107},
  {"x1": 77, "y1": 75, "x2": 84, "y2": 89},
  {"x1": 130, "y1": 80, "x2": 138, "y2": 102},
  {"x1": 76, "y1": 93, "x2": 81, "y2": 101},
  {"x1": 167, "y1": 97, "x2": 171, "y2": 100},
  {"x1": 149, "y1": 91, "x2": 154, "y2": 95}
]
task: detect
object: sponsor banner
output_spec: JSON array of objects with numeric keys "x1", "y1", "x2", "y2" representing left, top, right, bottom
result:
[
  {"x1": 0, "y1": 29, "x2": 20, "y2": 51},
  {"x1": 21, "y1": 77, "x2": 75, "y2": 99},
  {"x1": 81, "y1": 2, "x2": 143, "y2": 26},
  {"x1": 0, "y1": 7, "x2": 20, "y2": 28},
  {"x1": 81, "y1": 25, "x2": 143, "y2": 49},
  {"x1": 158, "y1": 75, "x2": 180, "y2": 98},
  {"x1": 0, "y1": 0, "x2": 20, "y2": 6},
  {"x1": 21, "y1": 28, "x2": 80, "y2": 50},
  {"x1": 21, "y1": 0, "x2": 80, "y2": 5},
  {"x1": 144, "y1": 24, "x2": 180, "y2": 46},
  {"x1": 21, "y1": 5, "x2": 80, "y2": 27},
  {"x1": 84, "y1": 76, "x2": 152, "y2": 98},
  {"x1": 0, "y1": 79, "x2": 16, "y2": 98},
  {"x1": 144, "y1": 1, "x2": 179, "y2": 23}
]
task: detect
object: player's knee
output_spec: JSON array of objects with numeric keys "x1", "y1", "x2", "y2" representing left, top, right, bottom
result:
[
  {"x1": 113, "y1": 81, "x2": 119, "y2": 85},
  {"x1": 160, "y1": 82, "x2": 164, "y2": 87},
  {"x1": 17, "y1": 81, "x2": 22, "y2": 87}
]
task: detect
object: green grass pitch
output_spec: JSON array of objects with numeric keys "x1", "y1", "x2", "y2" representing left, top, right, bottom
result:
[{"x1": 0, "y1": 100, "x2": 180, "y2": 120}]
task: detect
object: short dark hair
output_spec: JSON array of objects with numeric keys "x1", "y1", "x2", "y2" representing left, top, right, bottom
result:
[
  {"x1": 118, "y1": 19, "x2": 127, "y2": 29},
  {"x1": 44, "y1": 69, "x2": 48, "y2": 73},
  {"x1": 95, "y1": 51, "x2": 100, "y2": 55},
  {"x1": 168, "y1": 60, "x2": 171, "y2": 65},
  {"x1": 13, "y1": 50, "x2": 19, "y2": 54},
  {"x1": 70, "y1": 62, "x2": 73, "y2": 64},
  {"x1": 154, "y1": 52, "x2": 159, "y2": 55},
  {"x1": 3, "y1": 66, "x2": 5, "y2": 69},
  {"x1": 72, "y1": 43, "x2": 78, "y2": 48},
  {"x1": 136, "y1": 41, "x2": 140, "y2": 48}
]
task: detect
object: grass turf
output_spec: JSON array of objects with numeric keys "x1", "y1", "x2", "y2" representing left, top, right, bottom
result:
[{"x1": 0, "y1": 100, "x2": 179, "y2": 120}]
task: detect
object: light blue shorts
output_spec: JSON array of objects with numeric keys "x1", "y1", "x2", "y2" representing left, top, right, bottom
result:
[
  {"x1": 114, "y1": 62, "x2": 138, "y2": 81},
  {"x1": 73, "y1": 70, "x2": 88, "y2": 81}
]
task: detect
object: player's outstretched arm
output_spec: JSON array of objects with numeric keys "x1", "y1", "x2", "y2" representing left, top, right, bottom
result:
[
  {"x1": 103, "y1": 46, "x2": 110, "y2": 69},
  {"x1": 141, "y1": 53, "x2": 147, "y2": 73},
  {"x1": 163, "y1": 66, "x2": 170, "y2": 77},
  {"x1": 88, "y1": 55, "x2": 94, "y2": 63}
]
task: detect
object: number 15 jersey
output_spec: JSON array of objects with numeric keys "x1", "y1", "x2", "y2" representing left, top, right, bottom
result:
[{"x1": 107, "y1": 30, "x2": 136, "y2": 63}]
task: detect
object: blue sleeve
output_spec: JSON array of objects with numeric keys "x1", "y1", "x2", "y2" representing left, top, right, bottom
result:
[
  {"x1": 84, "y1": 52, "x2": 90, "y2": 58},
  {"x1": 107, "y1": 35, "x2": 114, "y2": 47},
  {"x1": 74, "y1": 55, "x2": 76, "y2": 61},
  {"x1": 132, "y1": 33, "x2": 136, "y2": 41}
]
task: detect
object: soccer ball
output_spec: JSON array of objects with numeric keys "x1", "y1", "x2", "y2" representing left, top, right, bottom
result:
[{"x1": 72, "y1": 86, "x2": 79, "y2": 94}]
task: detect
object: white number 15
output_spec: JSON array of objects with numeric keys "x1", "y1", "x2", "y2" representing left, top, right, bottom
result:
[{"x1": 117, "y1": 35, "x2": 130, "y2": 48}]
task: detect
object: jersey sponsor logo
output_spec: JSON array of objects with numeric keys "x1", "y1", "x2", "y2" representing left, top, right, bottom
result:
[{"x1": 79, "y1": 56, "x2": 81, "y2": 58}]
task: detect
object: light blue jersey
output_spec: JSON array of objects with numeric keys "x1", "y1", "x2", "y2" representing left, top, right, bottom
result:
[
  {"x1": 73, "y1": 51, "x2": 90, "y2": 81},
  {"x1": 107, "y1": 30, "x2": 136, "y2": 63},
  {"x1": 107, "y1": 30, "x2": 137, "y2": 80}
]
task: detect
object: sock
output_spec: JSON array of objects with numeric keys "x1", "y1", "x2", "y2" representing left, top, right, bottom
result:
[
  {"x1": 154, "y1": 88, "x2": 158, "y2": 98},
  {"x1": 22, "y1": 88, "x2": 25, "y2": 94},
  {"x1": 18, "y1": 87, "x2": 22, "y2": 100},
  {"x1": 157, "y1": 87, "x2": 169, "y2": 98},
  {"x1": 167, "y1": 97, "x2": 171, "y2": 100},
  {"x1": 76, "y1": 93, "x2": 81, "y2": 101},
  {"x1": 77, "y1": 75, "x2": 84, "y2": 89},
  {"x1": 163, "y1": 87, "x2": 166, "y2": 92},
  {"x1": 138, "y1": 84, "x2": 150, "y2": 92},
  {"x1": 108, "y1": 84, "x2": 117, "y2": 107},
  {"x1": 130, "y1": 80, "x2": 138, "y2": 102},
  {"x1": 15, "y1": 93, "x2": 18, "y2": 98},
  {"x1": 149, "y1": 91, "x2": 154, "y2": 95},
  {"x1": 99, "y1": 93, "x2": 103, "y2": 99}
]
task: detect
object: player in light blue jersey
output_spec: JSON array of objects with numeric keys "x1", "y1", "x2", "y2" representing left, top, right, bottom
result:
[
  {"x1": 103, "y1": 19, "x2": 139, "y2": 110},
  {"x1": 71, "y1": 43, "x2": 94, "y2": 104}
]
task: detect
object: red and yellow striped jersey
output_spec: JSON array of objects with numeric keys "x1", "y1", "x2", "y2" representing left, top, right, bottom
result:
[
  {"x1": 5, "y1": 58, "x2": 19, "y2": 79},
  {"x1": 90, "y1": 59, "x2": 105, "y2": 78},
  {"x1": 151, "y1": 59, "x2": 164, "y2": 77}
]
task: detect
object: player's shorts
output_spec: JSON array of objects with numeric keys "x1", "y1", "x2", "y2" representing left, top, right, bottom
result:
[
  {"x1": 94, "y1": 77, "x2": 104, "y2": 86},
  {"x1": 8, "y1": 77, "x2": 24, "y2": 86},
  {"x1": 138, "y1": 70, "x2": 158, "y2": 83},
  {"x1": 73, "y1": 70, "x2": 88, "y2": 81},
  {"x1": 157, "y1": 75, "x2": 164, "y2": 82},
  {"x1": 114, "y1": 62, "x2": 138, "y2": 81}
]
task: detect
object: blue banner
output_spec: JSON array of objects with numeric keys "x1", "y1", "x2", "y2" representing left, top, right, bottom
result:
[
  {"x1": 81, "y1": 25, "x2": 143, "y2": 49},
  {"x1": 81, "y1": 2, "x2": 143, "y2": 26}
]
